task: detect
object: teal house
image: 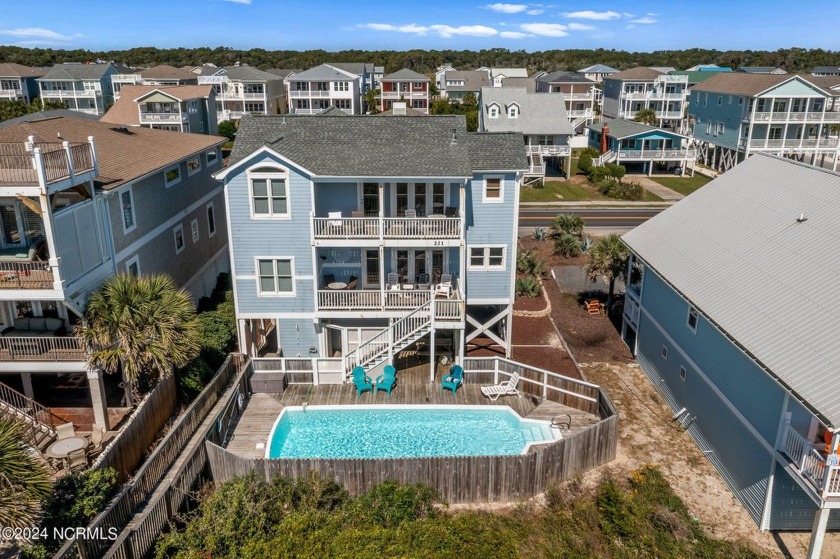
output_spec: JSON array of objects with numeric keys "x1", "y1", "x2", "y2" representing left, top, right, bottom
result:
[{"x1": 587, "y1": 119, "x2": 696, "y2": 176}]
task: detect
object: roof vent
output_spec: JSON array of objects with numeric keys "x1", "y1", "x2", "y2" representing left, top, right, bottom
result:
[
  {"x1": 450, "y1": 128, "x2": 457, "y2": 146},
  {"x1": 796, "y1": 213, "x2": 807, "y2": 223}
]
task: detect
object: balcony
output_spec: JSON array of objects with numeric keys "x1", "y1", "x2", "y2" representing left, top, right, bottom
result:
[
  {"x1": 311, "y1": 215, "x2": 462, "y2": 243},
  {"x1": 563, "y1": 92, "x2": 594, "y2": 101},
  {"x1": 41, "y1": 89, "x2": 99, "y2": 99},
  {"x1": 139, "y1": 112, "x2": 186, "y2": 123},
  {"x1": 0, "y1": 261, "x2": 55, "y2": 290},
  {"x1": 655, "y1": 111, "x2": 684, "y2": 120},
  {"x1": 381, "y1": 90, "x2": 427, "y2": 99},
  {"x1": 747, "y1": 111, "x2": 840, "y2": 123},
  {"x1": 567, "y1": 109, "x2": 593, "y2": 118},
  {"x1": 616, "y1": 148, "x2": 696, "y2": 161},
  {"x1": 0, "y1": 335, "x2": 85, "y2": 365},
  {"x1": 780, "y1": 424, "x2": 840, "y2": 502},
  {"x1": 0, "y1": 141, "x2": 96, "y2": 188},
  {"x1": 529, "y1": 144, "x2": 572, "y2": 157},
  {"x1": 0, "y1": 88, "x2": 22, "y2": 98},
  {"x1": 745, "y1": 138, "x2": 839, "y2": 150},
  {"x1": 316, "y1": 286, "x2": 464, "y2": 320},
  {"x1": 289, "y1": 89, "x2": 331, "y2": 98},
  {"x1": 624, "y1": 90, "x2": 684, "y2": 100}
]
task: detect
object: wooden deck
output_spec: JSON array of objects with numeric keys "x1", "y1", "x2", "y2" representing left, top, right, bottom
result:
[{"x1": 226, "y1": 380, "x2": 600, "y2": 459}]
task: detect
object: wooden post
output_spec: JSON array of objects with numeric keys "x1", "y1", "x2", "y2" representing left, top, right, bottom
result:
[
  {"x1": 806, "y1": 507, "x2": 830, "y2": 559},
  {"x1": 429, "y1": 326, "x2": 436, "y2": 383},
  {"x1": 87, "y1": 368, "x2": 111, "y2": 431}
]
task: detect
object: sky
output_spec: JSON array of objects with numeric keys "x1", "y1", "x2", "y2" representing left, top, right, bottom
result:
[{"x1": 0, "y1": 0, "x2": 839, "y2": 53}]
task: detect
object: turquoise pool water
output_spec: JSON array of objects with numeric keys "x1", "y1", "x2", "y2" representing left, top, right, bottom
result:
[{"x1": 266, "y1": 405, "x2": 558, "y2": 459}]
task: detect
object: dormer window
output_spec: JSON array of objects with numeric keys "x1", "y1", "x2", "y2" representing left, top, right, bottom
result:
[
  {"x1": 507, "y1": 104, "x2": 519, "y2": 118},
  {"x1": 488, "y1": 104, "x2": 499, "y2": 118}
]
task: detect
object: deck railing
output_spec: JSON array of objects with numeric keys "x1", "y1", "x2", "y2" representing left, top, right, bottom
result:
[
  {"x1": 0, "y1": 141, "x2": 95, "y2": 186},
  {"x1": 747, "y1": 138, "x2": 839, "y2": 149},
  {"x1": 311, "y1": 215, "x2": 462, "y2": 240},
  {"x1": 780, "y1": 423, "x2": 840, "y2": 499},
  {"x1": 317, "y1": 288, "x2": 463, "y2": 314},
  {"x1": 0, "y1": 260, "x2": 55, "y2": 290},
  {"x1": 344, "y1": 301, "x2": 432, "y2": 373},
  {"x1": 251, "y1": 356, "x2": 345, "y2": 387},
  {"x1": 139, "y1": 112, "x2": 184, "y2": 122},
  {"x1": 0, "y1": 380, "x2": 59, "y2": 445},
  {"x1": 0, "y1": 335, "x2": 85, "y2": 361},
  {"x1": 313, "y1": 216, "x2": 379, "y2": 239},
  {"x1": 616, "y1": 148, "x2": 696, "y2": 160},
  {"x1": 750, "y1": 111, "x2": 840, "y2": 123}
]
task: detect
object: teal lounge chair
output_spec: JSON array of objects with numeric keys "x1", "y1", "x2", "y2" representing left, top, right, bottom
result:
[
  {"x1": 375, "y1": 365, "x2": 397, "y2": 396},
  {"x1": 441, "y1": 364, "x2": 463, "y2": 393},
  {"x1": 352, "y1": 366, "x2": 373, "y2": 397}
]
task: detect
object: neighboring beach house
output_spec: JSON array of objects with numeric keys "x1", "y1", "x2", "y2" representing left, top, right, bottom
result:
[
  {"x1": 602, "y1": 67, "x2": 689, "y2": 130},
  {"x1": 110, "y1": 65, "x2": 198, "y2": 99},
  {"x1": 101, "y1": 84, "x2": 218, "y2": 134},
  {"x1": 0, "y1": 63, "x2": 46, "y2": 104},
  {"x1": 586, "y1": 119, "x2": 696, "y2": 176},
  {"x1": 37, "y1": 63, "x2": 118, "y2": 115},
  {"x1": 214, "y1": 114, "x2": 525, "y2": 381},
  {"x1": 442, "y1": 70, "x2": 490, "y2": 102},
  {"x1": 0, "y1": 114, "x2": 229, "y2": 431},
  {"x1": 378, "y1": 69, "x2": 430, "y2": 114},
  {"x1": 535, "y1": 70, "x2": 597, "y2": 133},
  {"x1": 620, "y1": 154, "x2": 840, "y2": 558},
  {"x1": 285, "y1": 64, "x2": 362, "y2": 115},
  {"x1": 577, "y1": 64, "x2": 619, "y2": 84},
  {"x1": 198, "y1": 65, "x2": 284, "y2": 122},
  {"x1": 479, "y1": 87, "x2": 573, "y2": 184},
  {"x1": 689, "y1": 73, "x2": 840, "y2": 171},
  {"x1": 480, "y1": 67, "x2": 529, "y2": 87}
]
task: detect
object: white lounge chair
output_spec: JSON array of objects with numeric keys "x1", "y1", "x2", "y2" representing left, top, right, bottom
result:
[
  {"x1": 434, "y1": 273, "x2": 452, "y2": 298},
  {"x1": 327, "y1": 211, "x2": 343, "y2": 227},
  {"x1": 481, "y1": 372, "x2": 521, "y2": 401},
  {"x1": 55, "y1": 422, "x2": 76, "y2": 441}
]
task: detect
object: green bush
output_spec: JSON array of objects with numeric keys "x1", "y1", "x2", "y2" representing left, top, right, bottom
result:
[
  {"x1": 577, "y1": 147, "x2": 599, "y2": 175},
  {"x1": 515, "y1": 274, "x2": 542, "y2": 298},
  {"x1": 598, "y1": 179, "x2": 643, "y2": 201},
  {"x1": 176, "y1": 356, "x2": 214, "y2": 399},
  {"x1": 532, "y1": 227, "x2": 547, "y2": 241},
  {"x1": 516, "y1": 249, "x2": 543, "y2": 275},
  {"x1": 22, "y1": 469, "x2": 118, "y2": 557},
  {"x1": 218, "y1": 120, "x2": 237, "y2": 141},
  {"x1": 551, "y1": 213, "x2": 585, "y2": 238},
  {"x1": 554, "y1": 233, "x2": 583, "y2": 258}
]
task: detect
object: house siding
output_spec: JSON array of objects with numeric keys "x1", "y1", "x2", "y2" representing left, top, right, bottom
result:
[
  {"x1": 689, "y1": 91, "x2": 745, "y2": 151},
  {"x1": 768, "y1": 462, "x2": 840, "y2": 530}
]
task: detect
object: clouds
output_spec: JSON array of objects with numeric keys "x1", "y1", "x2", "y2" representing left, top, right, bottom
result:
[
  {"x1": 360, "y1": 23, "x2": 497, "y2": 38},
  {"x1": 519, "y1": 23, "x2": 568, "y2": 37},
  {"x1": 564, "y1": 10, "x2": 621, "y2": 21},
  {"x1": 0, "y1": 27, "x2": 83, "y2": 46},
  {"x1": 485, "y1": 3, "x2": 528, "y2": 13},
  {"x1": 220, "y1": 0, "x2": 252, "y2": 4},
  {"x1": 629, "y1": 14, "x2": 658, "y2": 24}
]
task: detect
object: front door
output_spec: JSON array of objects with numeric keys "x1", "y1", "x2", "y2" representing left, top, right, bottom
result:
[
  {"x1": 363, "y1": 183, "x2": 379, "y2": 216},
  {"x1": 364, "y1": 249, "x2": 380, "y2": 288}
]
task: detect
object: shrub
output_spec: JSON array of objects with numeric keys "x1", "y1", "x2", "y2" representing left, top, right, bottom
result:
[
  {"x1": 532, "y1": 227, "x2": 547, "y2": 241},
  {"x1": 218, "y1": 120, "x2": 237, "y2": 141},
  {"x1": 598, "y1": 179, "x2": 643, "y2": 201},
  {"x1": 176, "y1": 356, "x2": 214, "y2": 399},
  {"x1": 554, "y1": 233, "x2": 583, "y2": 258},
  {"x1": 530, "y1": 179, "x2": 544, "y2": 189},
  {"x1": 605, "y1": 162, "x2": 626, "y2": 181},
  {"x1": 551, "y1": 213, "x2": 585, "y2": 238},
  {"x1": 352, "y1": 481, "x2": 440, "y2": 527},
  {"x1": 577, "y1": 147, "x2": 599, "y2": 174},
  {"x1": 516, "y1": 250, "x2": 543, "y2": 275},
  {"x1": 515, "y1": 274, "x2": 542, "y2": 298}
]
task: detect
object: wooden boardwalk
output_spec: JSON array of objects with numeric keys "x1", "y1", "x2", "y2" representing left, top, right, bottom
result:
[{"x1": 225, "y1": 381, "x2": 599, "y2": 459}]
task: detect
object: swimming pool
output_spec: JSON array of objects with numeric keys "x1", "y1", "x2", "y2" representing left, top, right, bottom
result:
[{"x1": 265, "y1": 405, "x2": 559, "y2": 459}]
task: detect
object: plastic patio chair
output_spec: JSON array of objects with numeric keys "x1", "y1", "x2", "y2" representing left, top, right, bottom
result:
[
  {"x1": 480, "y1": 372, "x2": 521, "y2": 401},
  {"x1": 375, "y1": 365, "x2": 397, "y2": 396},
  {"x1": 352, "y1": 366, "x2": 373, "y2": 397},
  {"x1": 441, "y1": 364, "x2": 464, "y2": 393}
]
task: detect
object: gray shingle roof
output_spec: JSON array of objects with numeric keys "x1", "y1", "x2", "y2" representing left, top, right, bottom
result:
[
  {"x1": 288, "y1": 64, "x2": 359, "y2": 81},
  {"x1": 466, "y1": 133, "x2": 527, "y2": 171},
  {"x1": 480, "y1": 87, "x2": 573, "y2": 136},
  {"x1": 812, "y1": 66, "x2": 840, "y2": 74},
  {"x1": 325, "y1": 62, "x2": 371, "y2": 76},
  {"x1": 622, "y1": 154, "x2": 840, "y2": 428},
  {"x1": 266, "y1": 69, "x2": 302, "y2": 78},
  {"x1": 0, "y1": 63, "x2": 45, "y2": 78},
  {"x1": 587, "y1": 119, "x2": 688, "y2": 140},
  {"x1": 500, "y1": 77, "x2": 536, "y2": 92},
  {"x1": 610, "y1": 67, "x2": 665, "y2": 81},
  {"x1": 38, "y1": 63, "x2": 114, "y2": 81},
  {"x1": 229, "y1": 114, "x2": 524, "y2": 177},
  {"x1": 444, "y1": 70, "x2": 491, "y2": 91},
  {"x1": 0, "y1": 109, "x2": 100, "y2": 129},
  {"x1": 221, "y1": 66, "x2": 282, "y2": 82},
  {"x1": 538, "y1": 70, "x2": 594, "y2": 84},
  {"x1": 383, "y1": 68, "x2": 429, "y2": 81},
  {"x1": 737, "y1": 66, "x2": 786, "y2": 74},
  {"x1": 578, "y1": 64, "x2": 619, "y2": 74}
]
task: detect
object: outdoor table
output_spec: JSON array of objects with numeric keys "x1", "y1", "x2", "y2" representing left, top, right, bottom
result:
[
  {"x1": 46, "y1": 437, "x2": 87, "y2": 460},
  {"x1": 327, "y1": 282, "x2": 347, "y2": 290},
  {"x1": 402, "y1": 284, "x2": 415, "y2": 290}
]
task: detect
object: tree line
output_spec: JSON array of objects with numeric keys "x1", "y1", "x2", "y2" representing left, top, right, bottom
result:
[{"x1": 1, "y1": 45, "x2": 838, "y2": 74}]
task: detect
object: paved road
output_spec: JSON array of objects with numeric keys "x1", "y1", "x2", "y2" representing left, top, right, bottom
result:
[{"x1": 519, "y1": 208, "x2": 664, "y2": 229}]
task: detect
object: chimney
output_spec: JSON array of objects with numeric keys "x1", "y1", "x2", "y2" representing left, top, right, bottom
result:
[
  {"x1": 450, "y1": 128, "x2": 458, "y2": 146},
  {"x1": 600, "y1": 124, "x2": 609, "y2": 154}
]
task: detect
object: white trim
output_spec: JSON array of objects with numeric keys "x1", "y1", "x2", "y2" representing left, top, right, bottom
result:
[
  {"x1": 206, "y1": 201, "x2": 217, "y2": 238},
  {"x1": 119, "y1": 187, "x2": 137, "y2": 234},
  {"x1": 482, "y1": 175, "x2": 504, "y2": 203},
  {"x1": 164, "y1": 164, "x2": 181, "y2": 187},
  {"x1": 173, "y1": 224, "x2": 185, "y2": 254},
  {"x1": 467, "y1": 245, "x2": 506, "y2": 271},
  {"x1": 125, "y1": 254, "x2": 140, "y2": 276},
  {"x1": 114, "y1": 185, "x2": 223, "y2": 264},
  {"x1": 248, "y1": 164, "x2": 290, "y2": 220},
  {"x1": 254, "y1": 255, "x2": 296, "y2": 297}
]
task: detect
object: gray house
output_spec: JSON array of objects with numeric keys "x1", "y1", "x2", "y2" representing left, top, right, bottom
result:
[
  {"x1": 479, "y1": 87, "x2": 573, "y2": 183},
  {"x1": 621, "y1": 154, "x2": 840, "y2": 559},
  {"x1": 443, "y1": 70, "x2": 491, "y2": 102},
  {"x1": 0, "y1": 63, "x2": 45, "y2": 104},
  {"x1": 37, "y1": 63, "x2": 118, "y2": 115},
  {"x1": 215, "y1": 114, "x2": 525, "y2": 379},
  {"x1": 101, "y1": 84, "x2": 218, "y2": 135}
]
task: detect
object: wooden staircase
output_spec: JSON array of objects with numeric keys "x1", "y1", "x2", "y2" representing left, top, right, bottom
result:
[
  {"x1": 344, "y1": 301, "x2": 433, "y2": 375},
  {"x1": 0, "y1": 380, "x2": 59, "y2": 452}
]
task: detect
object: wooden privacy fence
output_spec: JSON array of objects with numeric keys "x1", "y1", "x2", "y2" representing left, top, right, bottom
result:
[
  {"x1": 205, "y1": 411, "x2": 617, "y2": 503},
  {"x1": 93, "y1": 375, "x2": 177, "y2": 482},
  {"x1": 54, "y1": 355, "x2": 243, "y2": 559}
]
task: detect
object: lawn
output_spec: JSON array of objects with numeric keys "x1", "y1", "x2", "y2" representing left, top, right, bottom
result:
[
  {"x1": 650, "y1": 174, "x2": 712, "y2": 196},
  {"x1": 521, "y1": 178, "x2": 662, "y2": 203}
]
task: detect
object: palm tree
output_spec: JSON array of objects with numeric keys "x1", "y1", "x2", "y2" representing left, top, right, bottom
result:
[
  {"x1": 633, "y1": 107, "x2": 658, "y2": 126},
  {"x1": 0, "y1": 418, "x2": 51, "y2": 530},
  {"x1": 585, "y1": 234, "x2": 629, "y2": 313},
  {"x1": 77, "y1": 274, "x2": 200, "y2": 402},
  {"x1": 554, "y1": 233, "x2": 583, "y2": 258},
  {"x1": 551, "y1": 213, "x2": 585, "y2": 238}
]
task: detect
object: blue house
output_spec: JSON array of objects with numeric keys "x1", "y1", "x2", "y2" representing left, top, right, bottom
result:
[
  {"x1": 621, "y1": 154, "x2": 840, "y2": 558},
  {"x1": 587, "y1": 119, "x2": 696, "y2": 176},
  {"x1": 215, "y1": 114, "x2": 525, "y2": 381}
]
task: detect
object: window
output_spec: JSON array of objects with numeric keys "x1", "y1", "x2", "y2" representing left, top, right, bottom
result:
[
  {"x1": 680, "y1": 366, "x2": 687, "y2": 382},
  {"x1": 412, "y1": 99, "x2": 426, "y2": 109},
  {"x1": 296, "y1": 99, "x2": 309, "y2": 109},
  {"x1": 335, "y1": 81, "x2": 349, "y2": 92},
  {"x1": 125, "y1": 255, "x2": 140, "y2": 277},
  {"x1": 484, "y1": 177, "x2": 502, "y2": 202},
  {"x1": 187, "y1": 157, "x2": 201, "y2": 176},
  {"x1": 705, "y1": 121, "x2": 712, "y2": 134},
  {"x1": 739, "y1": 97, "x2": 743, "y2": 105},
  {"x1": 173, "y1": 224, "x2": 185, "y2": 254},
  {"x1": 661, "y1": 346, "x2": 668, "y2": 359},
  {"x1": 120, "y1": 189, "x2": 136, "y2": 233},
  {"x1": 412, "y1": 82, "x2": 425, "y2": 89},
  {"x1": 206, "y1": 149, "x2": 219, "y2": 166},
  {"x1": 488, "y1": 105, "x2": 499, "y2": 118},
  {"x1": 188, "y1": 100, "x2": 198, "y2": 114},
  {"x1": 206, "y1": 202, "x2": 216, "y2": 237},
  {"x1": 507, "y1": 104, "x2": 519, "y2": 118},
  {"x1": 257, "y1": 258, "x2": 294, "y2": 295},
  {"x1": 334, "y1": 99, "x2": 351, "y2": 110},
  {"x1": 728, "y1": 95, "x2": 733, "y2": 105},
  {"x1": 703, "y1": 93, "x2": 708, "y2": 107},
  {"x1": 717, "y1": 95, "x2": 722, "y2": 105},
  {"x1": 249, "y1": 166, "x2": 289, "y2": 217},
  {"x1": 165, "y1": 165, "x2": 181, "y2": 187},
  {"x1": 468, "y1": 246, "x2": 506, "y2": 270},
  {"x1": 199, "y1": 121, "x2": 204, "y2": 133},
  {"x1": 687, "y1": 306, "x2": 699, "y2": 332},
  {"x1": 191, "y1": 219, "x2": 200, "y2": 243},
  {"x1": 245, "y1": 102, "x2": 264, "y2": 113},
  {"x1": 715, "y1": 122, "x2": 725, "y2": 135}
]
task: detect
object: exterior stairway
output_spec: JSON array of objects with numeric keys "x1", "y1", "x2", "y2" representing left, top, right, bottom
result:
[
  {"x1": 594, "y1": 150, "x2": 616, "y2": 166},
  {"x1": 0, "y1": 380, "x2": 59, "y2": 451},
  {"x1": 344, "y1": 300, "x2": 432, "y2": 375}
]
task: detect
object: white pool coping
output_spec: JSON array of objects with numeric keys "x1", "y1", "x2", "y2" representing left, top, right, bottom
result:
[{"x1": 264, "y1": 404, "x2": 562, "y2": 459}]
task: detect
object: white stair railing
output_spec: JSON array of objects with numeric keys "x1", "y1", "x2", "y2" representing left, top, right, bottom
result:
[{"x1": 344, "y1": 300, "x2": 432, "y2": 373}]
